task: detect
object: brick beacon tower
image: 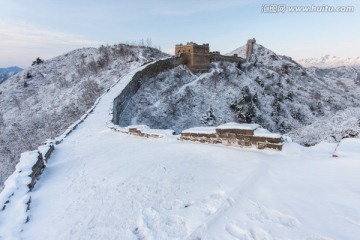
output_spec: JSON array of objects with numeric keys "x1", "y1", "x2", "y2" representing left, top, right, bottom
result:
[{"x1": 175, "y1": 42, "x2": 210, "y2": 72}]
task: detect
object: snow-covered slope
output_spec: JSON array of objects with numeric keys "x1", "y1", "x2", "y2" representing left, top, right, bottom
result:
[
  {"x1": 0, "y1": 66, "x2": 23, "y2": 84},
  {"x1": 225, "y1": 44, "x2": 247, "y2": 58},
  {"x1": 1, "y1": 60, "x2": 359, "y2": 240},
  {"x1": 0, "y1": 44, "x2": 166, "y2": 190},
  {"x1": 297, "y1": 55, "x2": 360, "y2": 68},
  {"x1": 119, "y1": 44, "x2": 360, "y2": 145},
  {"x1": 288, "y1": 107, "x2": 360, "y2": 146},
  {"x1": 306, "y1": 66, "x2": 360, "y2": 100}
]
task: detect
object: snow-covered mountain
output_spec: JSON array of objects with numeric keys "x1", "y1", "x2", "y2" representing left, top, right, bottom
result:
[
  {"x1": 0, "y1": 66, "x2": 23, "y2": 84},
  {"x1": 0, "y1": 44, "x2": 166, "y2": 190},
  {"x1": 120, "y1": 44, "x2": 360, "y2": 144},
  {"x1": 297, "y1": 55, "x2": 360, "y2": 68},
  {"x1": 0, "y1": 58, "x2": 359, "y2": 240}
]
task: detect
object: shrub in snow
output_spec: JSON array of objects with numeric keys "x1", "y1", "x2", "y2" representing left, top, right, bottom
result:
[{"x1": 31, "y1": 57, "x2": 44, "y2": 66}]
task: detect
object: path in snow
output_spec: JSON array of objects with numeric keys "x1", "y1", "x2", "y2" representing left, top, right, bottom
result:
[{"x1": 11, "y1": 63, "x2": 360, "y2": 240}]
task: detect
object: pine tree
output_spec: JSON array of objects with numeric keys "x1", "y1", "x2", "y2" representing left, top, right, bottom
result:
[
  {"x1": 286, "y1": 91, "x2": 294, "y2": 101},
  {"x1": 271, "y1": 97, "x2": 281, "y2": 115},
  {"x1": 241, "y1": 86, "x2": 252, "y2": 103},
  {"x1": 201, "y1": 107, "x2": 216, "y2": 126},
  {"x1": 246, "y1": 103, "x2": 256, "y2": 123}
]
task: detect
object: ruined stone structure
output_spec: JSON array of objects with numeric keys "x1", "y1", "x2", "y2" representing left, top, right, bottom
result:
[
  {"x1": 246, "y1": 38, "x2": 256, "y2": 59},
  {"x1": 128, "y1": 126, "x2": 162, "y2": 138},
  {"x1": 175, "y1": 42, "x2": 243, "y2": 73},
  {"x1": 175, "y1": 42, "x2": 211, "y2": 72},
  {"x1": 180, "y1": 123, "x2": 283, "y2": 151}
]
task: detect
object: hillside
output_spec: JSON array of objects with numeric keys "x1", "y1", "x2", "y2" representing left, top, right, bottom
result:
[
  {"x1": 0, "y1": 44, "x2": 166, "y2": 190},
  {"x1": 297, "y1": 55, "x2": 360, "y2": 68},
  {"x1": 225, "y1": 44, "x2": 247, "y2": 58},
  {"x1": 0, "y1": 66, "x2": 23, "y2": 84},
  {"x1": 1, "y1": 60, "x2": 359, "y2": 239},
  {"x1": 119, "y1": 44, "x2": 360, "y2": 144}
]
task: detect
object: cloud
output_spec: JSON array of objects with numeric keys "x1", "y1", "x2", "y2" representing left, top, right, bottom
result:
[{"x1": 0, "y1": 20, "x2": 100, "y2": 67}]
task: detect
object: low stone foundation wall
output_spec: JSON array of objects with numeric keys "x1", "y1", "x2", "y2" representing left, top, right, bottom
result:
[
  {"x1": 180, "y1": 123, "x2": 283, "y2": 151},
  {"x1": 128, "y1": 127, "x2": 162, "y2": 138}
]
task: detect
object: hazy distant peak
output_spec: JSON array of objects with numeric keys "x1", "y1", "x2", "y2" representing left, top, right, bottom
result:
[{"x1": 0, "y1": 66, "x2": 23, "y2": 73}]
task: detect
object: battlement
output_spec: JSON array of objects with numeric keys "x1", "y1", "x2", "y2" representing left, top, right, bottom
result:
[{"x1": 176, "y1": 42, "x2": 209, "y2": 48}]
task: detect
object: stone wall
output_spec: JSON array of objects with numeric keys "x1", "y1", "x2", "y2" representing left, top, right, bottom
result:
[
  {"x1": 180, "y1": 126, "x2": 283, "y2": 151},
  {"x1": 0, "y1": 143, "x2": 55, "y2": 212},
  {"x1": 27, "y1": 144, "x2": 55, "y2": 190},
  {"x1": 210, "y1": 54, "x2": 244, "y2": 65},
  {"x1": 112, "y1": 57, "x2": 180, "y2": 125}
]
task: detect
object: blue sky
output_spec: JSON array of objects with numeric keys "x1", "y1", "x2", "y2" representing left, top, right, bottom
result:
[{"x1": 0, "y1": 0, "x2": 359, "y2": 67}]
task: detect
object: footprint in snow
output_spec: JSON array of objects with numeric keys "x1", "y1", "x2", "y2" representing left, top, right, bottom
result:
[
  {"x1": 248, "y1": 205, "x2": 300, "y2": 228},
  {"x1": 226, "y1": 223, "x2": 274, "y2": 240},
  {"x1": 200, "y1": 190, "x2": 226, "y2": 215}
]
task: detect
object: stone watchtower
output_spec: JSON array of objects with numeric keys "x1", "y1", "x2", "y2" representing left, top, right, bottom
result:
[
  {"x1": 175, "y1": 42, "x2": 210, "y2": 72},
  {"x1": 246, "y1": 38, "x2": 256, "y2": 59}
]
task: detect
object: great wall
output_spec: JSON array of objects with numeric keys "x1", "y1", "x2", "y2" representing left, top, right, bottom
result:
[{"x1": 1, "y1": 38, "x2": 277, "y2": 215}]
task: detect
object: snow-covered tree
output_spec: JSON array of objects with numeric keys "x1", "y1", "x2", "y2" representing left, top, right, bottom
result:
[{"x1": 201, "y1": 107, "x2": 216, "y2": 126}]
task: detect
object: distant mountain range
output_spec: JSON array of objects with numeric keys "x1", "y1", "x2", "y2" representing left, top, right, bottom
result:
[
  {"x1": 296, "y1": 55, "x2": 360, "y2": 68},
  {"x1": 0, "y1": 66, "x2": 23, "y2": 84}
]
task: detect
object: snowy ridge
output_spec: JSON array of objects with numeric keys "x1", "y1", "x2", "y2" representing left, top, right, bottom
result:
[{"x1": 297, "y1": 55, "x2": 360, "y2": 68}]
